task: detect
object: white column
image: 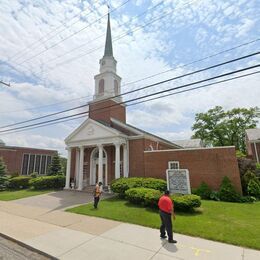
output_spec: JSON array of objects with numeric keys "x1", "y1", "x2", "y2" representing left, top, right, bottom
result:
[
  {"x1": 65, "y1": 148, "x2": 71, "y2": 189},
  {"x1": 77, "y1": 146, "x2": 84, "y2": 190},
  {"x1": 254, "y1": 142, "x2": 259, "y2": 163},
  {"x1": 75, "y1": 149, "x2": 80, "y2": 188},
  {"x1": 115, "y1": 142, "x2": 121, "y2": 179},
  {"x1": 123, "y1": 143, "x2": 128, "y2": 177},
  {"x1": 98, "y1": 144, "x2": 103, "y2": 183}
]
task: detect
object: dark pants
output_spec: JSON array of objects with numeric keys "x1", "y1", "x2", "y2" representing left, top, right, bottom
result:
[
  {"x1": 94, "y1": 196, "x2": 100, "y2": 208},
  {"x1": 159, "y1": 210, "x2": 173, "y2": 240}
]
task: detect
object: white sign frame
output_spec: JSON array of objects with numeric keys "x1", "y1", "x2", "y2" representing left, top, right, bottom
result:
[{"x1": 166, "y1": 169, "x2": 191, "y2": 194}]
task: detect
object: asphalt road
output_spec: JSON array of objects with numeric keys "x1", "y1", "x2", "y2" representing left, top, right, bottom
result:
[{"x1": 0, "y1": 235, "x2": 53, "y2": 260}]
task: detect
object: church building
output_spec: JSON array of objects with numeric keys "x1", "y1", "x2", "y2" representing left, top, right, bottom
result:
[{"x1": 65, "y1": 14, "x2": 242, "y2": 193}]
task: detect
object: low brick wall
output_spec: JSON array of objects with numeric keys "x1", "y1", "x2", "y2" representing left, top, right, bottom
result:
[{"x1": 144, "y1": 146, "x2": 242, "y2": 193}]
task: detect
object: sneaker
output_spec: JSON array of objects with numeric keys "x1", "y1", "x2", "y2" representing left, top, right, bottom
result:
[
  {"x1": 168, "y1": 239, "x2": 177, "y2": 243},
  {"x1": 160, "y1": 235, "x2": 167, "y2": 239}
]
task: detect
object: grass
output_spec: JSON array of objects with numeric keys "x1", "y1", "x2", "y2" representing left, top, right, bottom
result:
[
  {"x1": 0, "y1": 189, "x2": 54, "y2": 201},
  {"x1": 67, "y1": 197, "x2": 260, "y2": 250}
]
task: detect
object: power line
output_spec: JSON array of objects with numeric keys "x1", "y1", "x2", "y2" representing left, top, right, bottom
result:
[
  {"x1": 1, "y1": 63, "x2": 259, "y2": 134},
  {"x1": 15, "y1": 0, "x2": 196, "y2": 82},
  {"x1": 0, "y1": 80, "x2": 10, "y2": 87},
  {"x1": 1, "y1": 69, "x2": 259, "y2": 136},
  {"x1": 15, "y1": 0, "x2": 131, "y2": 66},
  {"x1": 128, "y1": 70, "x2": 260, "y2": 107},
  {"x1": 8, "y1": 0, "x2": 101, "y2": 63},
  {"x1": 2, "y1": 51, "x2": 259, "y2": 129},
  {"x1": 1, "y1": 37, "x2": 259, "y2": 114}
]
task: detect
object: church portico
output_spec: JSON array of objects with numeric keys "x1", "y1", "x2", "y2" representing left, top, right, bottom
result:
[{"x1": 65, "y1": 119, "x2": 129, "y2": 190}]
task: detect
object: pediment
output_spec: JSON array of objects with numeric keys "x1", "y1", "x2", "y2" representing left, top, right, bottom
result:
[{"x1": 65, "y1": 118, "x2": 122, "y2": 144}]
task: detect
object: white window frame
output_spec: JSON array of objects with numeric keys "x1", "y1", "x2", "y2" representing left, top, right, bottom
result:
[{"x1": 168, "y1": 161, "x2": 179, "y2": 170}]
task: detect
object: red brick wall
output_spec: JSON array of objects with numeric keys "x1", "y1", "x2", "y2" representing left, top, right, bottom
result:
[
  {"x1": 129, "y1": 139, "x2": 145, "y2": 177},
  {"x1": 89, "y1": 99, "x2": 126, "y2": 124},
  {"x1": 143, "y1": 147, "x2": 242, "y2": 193},
  {"x1": 0, "y1": 146, "x2": 56, "y2": 175}
]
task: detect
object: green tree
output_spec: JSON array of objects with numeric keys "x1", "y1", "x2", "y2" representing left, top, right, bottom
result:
[
  {"x1": 192, "y1": 106, "x2": 259, "y2": 152},
  {"x1": 0, "y1": 157, "x2": 8, "y2": 190},
  {"x1": 48, "y1": 154, "x2": 63, "y2": 176}
]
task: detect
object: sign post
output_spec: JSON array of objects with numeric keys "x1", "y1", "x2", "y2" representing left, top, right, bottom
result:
[{"x1": 166, "y1": 169, "x2": 191, "y2": 194}]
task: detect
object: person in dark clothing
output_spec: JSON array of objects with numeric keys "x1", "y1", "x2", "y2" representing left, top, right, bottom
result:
[
  {"x1": 93, "y1": 181, "x2": 102, "y2": 209},
  {"x1": 158, "y1": 190, "x2": 177, "y2": 243}
]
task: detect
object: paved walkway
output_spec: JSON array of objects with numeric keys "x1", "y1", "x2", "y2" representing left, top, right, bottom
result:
[{"x1": 0, "y1": 194, "x2": 259, "y2": 260}]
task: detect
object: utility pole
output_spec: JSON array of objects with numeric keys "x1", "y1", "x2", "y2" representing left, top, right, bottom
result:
[{"x1": 0, "y1": 80, "x2": 10, "y2": 87}]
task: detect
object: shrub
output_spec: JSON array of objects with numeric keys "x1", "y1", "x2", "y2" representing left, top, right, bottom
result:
[
  {"x1": 111, "y1": 177, "x2": 166, "y2": 197},
  {"x1": 142, "y1": 178, "x2": 167, "y2": 192},
  {"x1": 29, "y1": 175, "x2": 65, "y2": 190},
  {"x1": 171, "y1": 194, "x2": 201, "y2": 212},
  {"x1": 194, "y1": 182, "x2": 212, "y2": 199},
  {"x1": 242, "y1": 170, "x2": 258, "y2": 195},
  {"x1": 247, "y1": 179, "x2": 260, "y2": 198},
  {"x1": 240, "y1": 196, "x2": 256, "y2": 203},
  {"x1": 30, "y1": 172, "x2": 38, "y2": 178},
  {"x1": 0, "y1": 157, "x2": 9, "y2": 191},
  {"x1": 8, "y1": 176, "x2": 32, "y2": 189},
  {"x1": 144, "y1": 189, "x2": 162, "y2": 208},
  {"x1": 210, "y1": 191, "x2": 220, "y2": 201},
  {"x1": 219, "y1": 176, "x2": 241, "y2": 202},
  {"x1": 111, "y1": 178, "x2": 143, "y2": 197},
  {"x1": 47, "y1": 154, "x2": 62, "y2": 176}
]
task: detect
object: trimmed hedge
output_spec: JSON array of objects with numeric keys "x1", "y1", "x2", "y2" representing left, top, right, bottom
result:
[
  {"x1": 8, "y1": 176, "x2": 32, "y2": 189},
  {"x1": 125, "y1": 187, "x2": 201, "y2": 212},
  {"x1": 29, "y1": 175, "x2": 65, "y2": 190},
  {"x1": 193, "y1": 182, "x2": 212, "y2": 199},
  {"x1": 111, "y1": 177, "x2": 166, "y2": 197},
  {"x1": 171, "y1": 194, "x2": 201, "y2": 212}
]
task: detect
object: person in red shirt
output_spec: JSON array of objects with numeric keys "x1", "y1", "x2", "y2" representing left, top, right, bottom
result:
[{"x1": 158, "y1": 190, "x2": 177, "y2": 243}]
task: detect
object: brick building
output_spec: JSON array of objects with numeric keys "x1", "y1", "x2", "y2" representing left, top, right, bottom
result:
[
  {"x1": 245, "y1": 128, "x2": 260, "y2": 163},
  {"x1": 64, "y1": 14, "x2": 242, "y2": 193},
  {"x1": 0, "y1": 139, "x2": 57, "y2": 176}
]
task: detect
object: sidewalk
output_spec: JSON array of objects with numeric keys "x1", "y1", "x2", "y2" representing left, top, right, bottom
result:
[{"x1": 0, "y1": 200, "x2": 259, "y2": 260}]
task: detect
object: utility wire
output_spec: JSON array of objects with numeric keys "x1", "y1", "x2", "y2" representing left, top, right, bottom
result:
[
  {"x1": 0, "y1": 63, "x2": 259, "y2": 134},
  {"x1": 8, "y1": 0, "x2": 101, "y2": 62},
  {"x1": 1, "y1": 37, "x2": 259, "y2": 114},
  {"x1": 1, "y1": 51, "x2": 259, "y2": 129},
  {"x1": 0, "y1": 80, "x2": 10, "y2": 87},
  {"x1": 1, "y1": 69, "x2": 259, "y2": 135},
  {"x1": 15, "y1": 0, "x2": 131, "y2": 66}
]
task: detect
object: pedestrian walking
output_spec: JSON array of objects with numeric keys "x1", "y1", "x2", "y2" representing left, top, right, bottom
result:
[
  {"x1": 93, "y1": 181, "x2": 102, "y2": 209},
  {"x1": 158, "y1": 190, "x2": 177, "y2": 243}
]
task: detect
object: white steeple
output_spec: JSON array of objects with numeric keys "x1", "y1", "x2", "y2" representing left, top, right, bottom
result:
[{"x1": 93, "y1": 13, "x2": 122, "y2": 102}]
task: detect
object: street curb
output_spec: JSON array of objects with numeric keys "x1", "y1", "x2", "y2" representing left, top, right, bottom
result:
[{"x1": 0, "y1": 232, "x2": 58, "y2": 260}]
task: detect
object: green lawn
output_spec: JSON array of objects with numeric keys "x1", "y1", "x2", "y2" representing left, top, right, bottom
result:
[
  {"x1": 0, "y1": 189, "x2": 54, "y2": 201},
  {"x1": 67, "y1": 197, "x2": 260, "y2": 250}
]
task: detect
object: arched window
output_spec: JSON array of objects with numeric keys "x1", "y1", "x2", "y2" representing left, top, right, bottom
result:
[
  {"x1": 99, "y1": 79, "x2": 104, "y2": 94},
  {"x1": 114, "y1": 80, "x2": 119, "y2": 94}
]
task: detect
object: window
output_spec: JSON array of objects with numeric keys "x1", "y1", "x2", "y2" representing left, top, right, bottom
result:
[
  {"x1": 28, "y1": 154, "x2": 35, "y2": 174},
  {"x1": 168, "y1": 161, "x2": 179, "y2": 170},
  {"x1": 114, "y1": 80, "x2": 119, "y2": 94},
  {"x1": 99, "y1": 79, "x2": 104, "y2": 94},
  {"x1": 22, "y1": 154, "x2": 29, "y2": 175},
  {"x1": 35, "y1": 155, "x2": 41, "y2": 174},
  {"x1": 40, "y1": 155, "x2": 47, "y2": 175},
  {"x1": 46, "y1": 156, "x2": 52, "y2": 174}
]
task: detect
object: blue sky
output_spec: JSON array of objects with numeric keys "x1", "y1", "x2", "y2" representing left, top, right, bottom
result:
[{"x1": 0, "y1": 0, "x2": 259, "y2": 155}]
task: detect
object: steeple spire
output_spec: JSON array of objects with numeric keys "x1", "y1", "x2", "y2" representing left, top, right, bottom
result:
[{"x1": 104, "y1": 12, "x2": 113, "y2": 57}]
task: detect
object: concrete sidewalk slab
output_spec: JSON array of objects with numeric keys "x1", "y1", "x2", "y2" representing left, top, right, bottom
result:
[
  {"x1": 25, "y1": 229, "x2": 94, "y2": 258},
  {"x1": 14, "y1": 190, "x2": 112, "y2": 211},
  {"x1": 59, "y1": 236, "x2": 155, "y2": 260},
  {"x1": 0, "y1": 211, "x2": 58, "y2": 240},
  {"x1": 101, "y1": 223, "x2": 166, "y2": 251},
  {"x1": 0, "y1": 201, "x2": 50, "y2": 219},
  {"x1": 67, "y1": 216, "x2": 121, "y2": 235},
  {"x1": 244, "y1": 248, "x2": 260, "y2": 260},
  {"x1": 35, "y1": 211, "x2": 85, "y2": 227},
  {"x1": 159, "y1": 233, "x2": 243, "y2": 260}
]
